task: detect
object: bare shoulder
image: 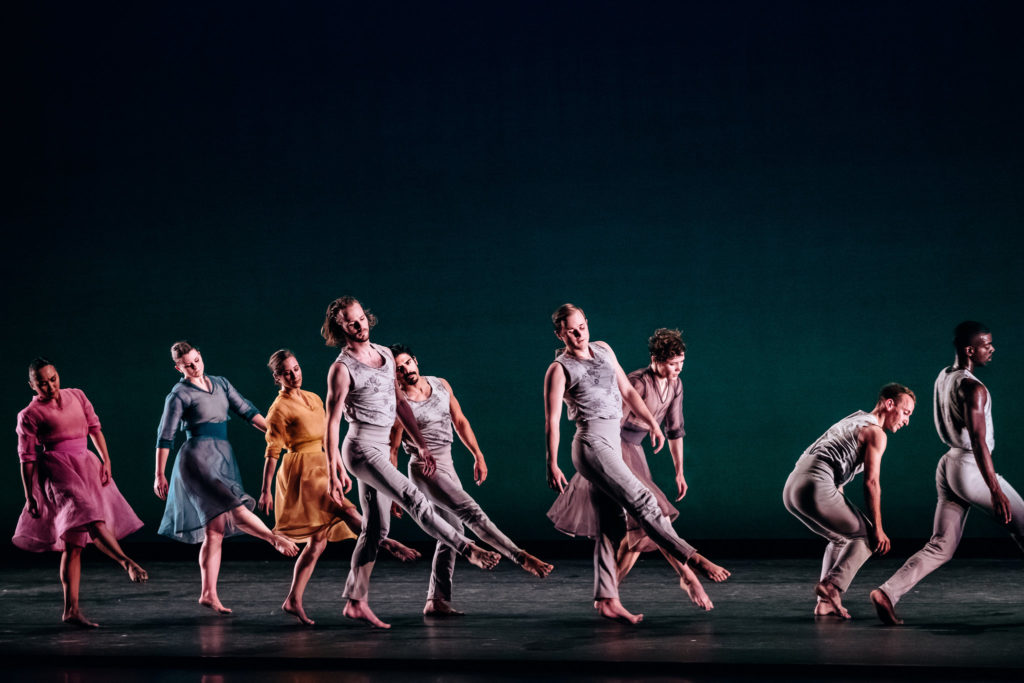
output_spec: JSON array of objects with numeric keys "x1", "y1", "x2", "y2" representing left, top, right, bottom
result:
[
  {"x1": 860, "y1": 423, "x2": 887, "y2": 450},
  {"x1": 438, "y1": 377, "x2": 454, "y2": 393}
]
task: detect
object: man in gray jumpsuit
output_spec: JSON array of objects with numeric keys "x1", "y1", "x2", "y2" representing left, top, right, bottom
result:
[{"x1": 871, "y1": 321, "x2": 1024, "y2": 624}]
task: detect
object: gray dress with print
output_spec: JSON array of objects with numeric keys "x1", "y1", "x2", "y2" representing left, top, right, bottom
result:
[{"x1": 156, "y1": 376, "x2": 259, "y2": 544}]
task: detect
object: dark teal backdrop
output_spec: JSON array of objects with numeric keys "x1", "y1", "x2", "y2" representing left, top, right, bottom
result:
[{"x1": 6, "y1": 1, "x2": 1024, "y2": 554}]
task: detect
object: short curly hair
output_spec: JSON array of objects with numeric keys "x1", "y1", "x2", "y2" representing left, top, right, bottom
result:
[{"x1": 648, "y1": 328, "x2": 686, "y2": 362}]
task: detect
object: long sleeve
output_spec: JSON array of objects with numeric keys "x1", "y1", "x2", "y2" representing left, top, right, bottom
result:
[
  {"x1": 664, "y1": 381, "x2": 685, "y2": 439},
  {"x1": 156, "y1": 390, "x2": 185, "y2": 449},
  {"x1": 220, "y1": 377, "x2": 259, "y2": 422}
]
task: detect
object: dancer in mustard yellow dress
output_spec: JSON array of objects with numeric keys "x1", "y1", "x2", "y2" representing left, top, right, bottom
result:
[{"x1": 259, "y1": 349, "x2": 420, "y2": 625}]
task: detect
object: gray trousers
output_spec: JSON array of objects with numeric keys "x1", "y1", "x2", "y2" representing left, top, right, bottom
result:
[
  {"x1": 571, "y1": 418, "x2": 696, "y2": 600},
  {"x1": 409, "y1": 446, "x2": 523, "y2": 602},
  {"x1": 879, "y1": 449, "x2": 1024, "y2": 605},
  {"x1": 783, "y1": 463, "x2": 872, "y2": 593},
  {"x1": 341, "y1": 423, "x2": 471, "y2": 602}
]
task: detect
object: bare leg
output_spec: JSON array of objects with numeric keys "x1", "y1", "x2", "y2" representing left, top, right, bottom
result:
[
  {"x1": 814, "y1": 580, "x2": 850, "y2": 619},
  {"x1": 87, "y1": 522, "x2": 147, "y2": 582},
  {"x1": 228, "y1": 506, "x2": 299, "y2": 557},
  {"x1": 595, "y1": 597, "x2": 643, "y2": 624},
  {"x1": 282, "y1": 530, "x2": 327, "y2": 625},
  {"x1": 60, "y1": 545, "x2": 97, "y2": 627},
  {"x1": 343, "y1": 599, "x2": 390, "y2": 629},
  {"x1": 660, "y1": 550, "x2": 713, "y2": 611},
  {"x1": 199, "y1": 515, "x2": 230, "y2": 614},
  {"x1": 615, "y1": 537, "x2": 641, "y2": 583},
  {"x1": 870, "y1": 588, "x2": 903, "y2": 625}
]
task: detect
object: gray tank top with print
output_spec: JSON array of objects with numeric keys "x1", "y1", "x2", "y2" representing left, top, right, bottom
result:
[
  {"x1": 795, "y1": 410, "x2": 878, "y2": 487},
  {"x1": 402, "y1": 376, "x2": 454, "y2": 458},
  {"x1": 336, "y1": 343, "x2": 396, "y2": 427},
  {"x1": 934, "y1": 366, "x2": 994, "y2": 452},
  {"x1": 555, "y1": 343, "x2": 623, "y2": 422}
]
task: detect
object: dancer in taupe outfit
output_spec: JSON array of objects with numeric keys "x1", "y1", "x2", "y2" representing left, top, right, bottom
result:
[
  {"x1": 783, "y1": 383, "x2": 916, "y2": 618},
  {"x1": 544, "y1": 304, "x2": 730, "y2": 624},
  {"x1": 872, "y1": 321, "x2": 1024, "y2": 625}
]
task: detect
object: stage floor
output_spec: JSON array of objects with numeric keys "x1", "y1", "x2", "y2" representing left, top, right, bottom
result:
[{"x1": 1, "y1": 556, "x2": 1022, "y2": 681}]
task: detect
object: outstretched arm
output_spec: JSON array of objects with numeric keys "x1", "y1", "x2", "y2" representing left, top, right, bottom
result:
[
  {"x1": 325, "y1": 363, "x2": 353, "y2": 501},
  {"x1": 544, "y1": 362, "x2": 569, "y2": 492},
  {"x1": 964, "y1": 381, "x2": 1010, "y2": 523},
  {"x1": 444, "y1": 379, "x2": 488, "y2": 485},
  {"x1": 860, "y1": 425, "x2": 890, "y2": 554}
]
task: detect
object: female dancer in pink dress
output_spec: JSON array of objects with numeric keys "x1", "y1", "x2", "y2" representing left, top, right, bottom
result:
[{"x1": 13, "y1": 358, "x2": 148, "y2": 627}]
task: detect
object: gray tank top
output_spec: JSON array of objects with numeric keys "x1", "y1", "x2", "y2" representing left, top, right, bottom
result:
[
  {"x1": 934, "y1": 366, "x2": 994, "y2": 452},
  {"x1": 795, "y1": 410, "x2": 878, "y2": 486},
  {"x1": 555, "y1": 343, "x2": 623, "y2": 422},
  {"x1": 402, "y1": 376, "x2": 453, "y2": 458},
  {"x1": 336, "y1": 343, "x2": 396, "y2": 427}
]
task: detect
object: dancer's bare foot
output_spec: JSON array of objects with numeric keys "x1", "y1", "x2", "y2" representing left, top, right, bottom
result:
[
  {"x1": 464, "y1": 543, "x2": 500, "y2": 570},
  {"x1": 343, "y1": 599, "x2": 390, "y2": 629},
  {"x1": 423, "y1": 599, "x2": 465, "y2": 617},
  {"x1": 199, "y1": 595, "x2": 232, "y2": 614},
  {"x1": 595, "y1": 598, "x2": 643, "y2": 624},
  {"x1": 381, "y1": 538, "x2": 421, "y2": 562},
  {"x1": 814, "y1": 581, "x2": 850, "y2": 619},
  {"x1": 125, "y1": 560, "x2": 148, "y2": 583},
  {"x1": 515, "y1": 551, "x2": 553, "y2": 578},
  {"x1": 870, "y1": 588, "x2": 903, "y2": 625},
  {"x1": 688, "y1": 553, "x2": 731, "y2": 582},
  {"x1": 681, "y1": 576, "x2": 714, "y2": 611},
  {"x1": 282, "y1": 598, "x2": 314, "y2": 625},
  {"x1": 813, "y1": 600, "x2": 839, "y2": 616},
  {"x1": 62, "y1": 608, "x2": 98, "y2": 628},
  {"x1": 272, "y1": 535, "x2": 300, "y2": 557}
]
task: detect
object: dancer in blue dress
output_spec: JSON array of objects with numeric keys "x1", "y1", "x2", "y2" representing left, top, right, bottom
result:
[{"x1": 154, "y1": 341, "x2": 298, "y2": 614}]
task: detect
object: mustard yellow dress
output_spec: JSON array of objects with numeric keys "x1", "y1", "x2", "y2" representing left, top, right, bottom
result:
[{"x1": 265, "y1": 389, "x2": 357, "y2": 542}]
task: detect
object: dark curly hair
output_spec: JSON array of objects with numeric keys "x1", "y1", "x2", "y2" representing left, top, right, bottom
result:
[{"x1": 648, "y1": 328, "x2": 686, "y2": 362}]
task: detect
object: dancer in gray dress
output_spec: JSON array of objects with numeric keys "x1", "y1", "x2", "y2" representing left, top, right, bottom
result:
[
  {"x1": 871, "y1": 321, "x2": 1024, "y2": 625},
  {"x1": 783, "y1": 383, "x2": 915, "y2": 618},
  {"x1": 154, "y1": 342, "x2": 298, "y2": 614},
  {"x1": 322, "y1": 297, "x2": 501, "y2": 629},
  {"x1": 544, "y1": 304, "x2": 730, "y2": 624},
  {"x1": 388, "y1": 344, "x2": 553, "y2": 616}
]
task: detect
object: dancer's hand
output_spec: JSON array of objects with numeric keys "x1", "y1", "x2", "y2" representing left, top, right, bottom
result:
[
  {"x1": 25, "y1": 494, "x2": 40, "y2": 518},
  {"x1": 992, "y1": 487, "x2": 1012, "y2": 524},
  {"x1": 100, "y1": 459, "x2": 112, "y2": 486},
  {"x1": 649, "y1": 426, "x2": 666, "y2": 453},
  {"x1": 419, "y1": 449, "x2": 437, "y2": 477},
  {"x1": 675, "y1": 474, "x2": 688, "y2": 501},
  {"x1": 547, "y1": 463, "x2": 568, "y2": 493},
  {"x1": 869, "y1": 527, "x2": 891, "y2": 555},
  {"x1": 391, "y1": 502, "x2": 403, "y2": 519},
  {"x1": 154, "y1": 472, "x2": 169, "y2": 500},
  {"x1": 259, "y1": 489, "x2": 273, "y2": 514},
  {"x1": 474, "y1": 457, "x2": 488, "y2": 485}
]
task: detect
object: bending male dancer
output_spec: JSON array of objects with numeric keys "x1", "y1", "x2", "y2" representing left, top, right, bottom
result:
[
  {"x1": 783, "y1": 383, "x2": 915, "y2": 618},
  {"x1": 872, "y1": 321, "x2": 1024, "y2": 625},
  {"x1": 323, "y1": 297, "x2": 501, "y2": 629},
  {"x1": 389, "y1": 344, "x2": 553, "y2": 616},
  {"x1": 544, "y1": 304, "x2": 729, "y2": 624}
]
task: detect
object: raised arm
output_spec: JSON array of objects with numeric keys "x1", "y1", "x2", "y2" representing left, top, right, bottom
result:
[
  {"x1": 395, "y1": 386, "x2": 436, "y2": 477},
  {"x1": 964, "y1": 380, "x2": 1010, "y2": 524},
  {"x1": 444, "y1": 378, "x2": 488, "y2": 485},
  {"x1": 325, "y1": 362, "x2": 353, "y2": 500},
  {"x1": 860, "y1": 425, "x2": 890, "y2": 554},
  {"x1": 544, "y1": 362, "x2": 569, "y2": 492}
]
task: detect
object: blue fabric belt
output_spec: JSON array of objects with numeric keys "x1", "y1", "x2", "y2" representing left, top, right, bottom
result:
[{"x1": 186, "y1": 422, "x2": 228, "y2": 440}]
